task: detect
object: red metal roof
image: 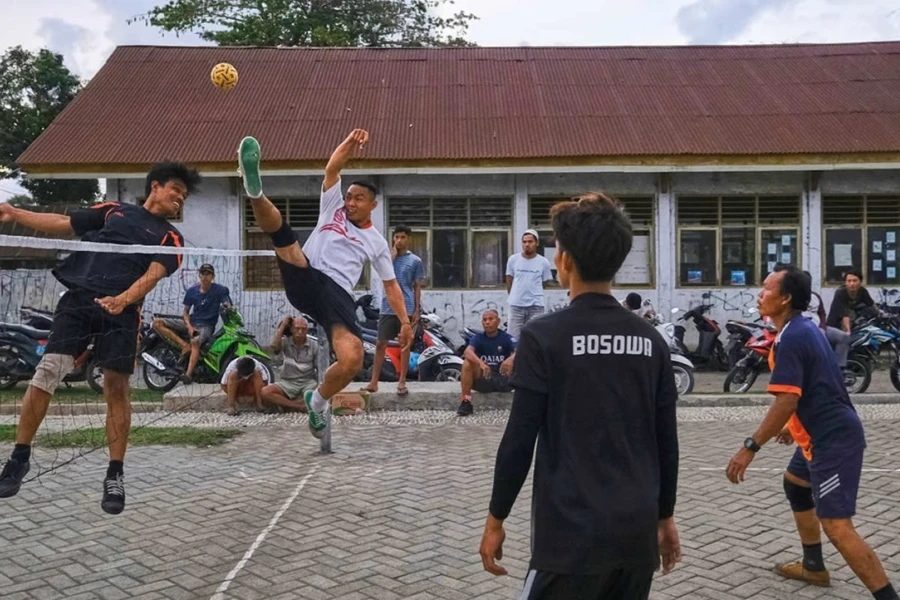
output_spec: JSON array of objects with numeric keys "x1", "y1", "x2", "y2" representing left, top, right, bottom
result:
[{"x1": 17, "y1": 42, "x2": 900, "y2": 171}]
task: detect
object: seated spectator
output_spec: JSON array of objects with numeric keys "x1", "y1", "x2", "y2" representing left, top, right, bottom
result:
[
  {"x1": 221, "y1": 356, "x2": 269, "y2": 416},
  {"x1": 458, "y1": 310, "x2": 516, "y2": 417},
  {"x1": 260, "y1": 316, "x2": 318, "y2": 413}
]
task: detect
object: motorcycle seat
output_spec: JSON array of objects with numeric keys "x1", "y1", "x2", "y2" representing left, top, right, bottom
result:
[{"x1": 1, "y1": 323, "x2": 49, "y2": 340}]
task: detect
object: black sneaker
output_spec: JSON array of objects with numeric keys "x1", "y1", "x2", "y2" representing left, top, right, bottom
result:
[
  {"x1": 457, "y1": 399, "x2": 473, "y2": 416},
  {"x1": 0, "y1": 457, "x2": 30, "y2": 498},
  {"x1": 101, "y1": 474, "x2": 125, "y2": 515}
]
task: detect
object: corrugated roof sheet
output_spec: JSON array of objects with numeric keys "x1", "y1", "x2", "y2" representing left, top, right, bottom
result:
[{"x1": 17, "y1": 42, "x2": 900, "y2": 169}]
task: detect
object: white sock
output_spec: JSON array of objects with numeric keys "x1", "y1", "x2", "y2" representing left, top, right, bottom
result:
[{"x1": 310, "y1": 389, "x2": 328, "y2": 412}]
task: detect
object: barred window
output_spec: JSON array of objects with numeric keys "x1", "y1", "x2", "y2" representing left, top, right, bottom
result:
[
  {"x1": 822, "y1": 195, "x2": 900, "y2": 285},
  {"x1": 676, "y1": 195, "x2": 800, "y2": 287},
  {"x1": 387, "y1": 197, "x2": 513, "y2": 288},
  {"x1": 529, "y1": 196, "x2": 654, "y2": 286}
]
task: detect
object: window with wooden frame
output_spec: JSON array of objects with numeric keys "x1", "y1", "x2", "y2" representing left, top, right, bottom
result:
[
  {"x1": 242, "y1": 198, "x2": 371, "y2": 291},
  {"x1": 822, "y1": 195, "x2": 900, "y2": 286},
  {"x1": 387, "y1": 197, "x2": 513, "y2": 289},
  {"x1": 529, "y1": 196, "x2": 655, "y2": 286},
  {"x1": 676, "y1": 195, "x2": 800, "y2": 287}
]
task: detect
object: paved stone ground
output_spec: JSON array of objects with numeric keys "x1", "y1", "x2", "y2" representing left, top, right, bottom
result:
[{"x1": 1, "y1": 408, "x2": 899, "y2": 600}]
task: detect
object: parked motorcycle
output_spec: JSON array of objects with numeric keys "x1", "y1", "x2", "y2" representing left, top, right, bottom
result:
[
  {"x1": 671, "y1": 295, "x2": 729, "y2": 372},
  {"x1": 723, "y1": 311, "x2": 767, "y2": 368},
  {"x1": 645, "y1": 306, "x2": 695, "y2": 395},
  {"x1": 140, "y1": 304, "x2": 274, "y2": 392},
  {"x1": 723, "y1": 314, "x2": 776, "y2": 393},
  {"x1": 0, "y1": 322, "x2": 105, "y2": 393},
  {"x1": 360, "y1": 315, "x2": 464, "y2": 382}
]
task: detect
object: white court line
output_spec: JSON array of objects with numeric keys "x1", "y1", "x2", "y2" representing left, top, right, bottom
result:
[
  {"x1": 693, "y1": 467, "x2": 900, "y2": 473},
  {"x1": 210, "y1": 465, "x2": 319, "y2": 600}
]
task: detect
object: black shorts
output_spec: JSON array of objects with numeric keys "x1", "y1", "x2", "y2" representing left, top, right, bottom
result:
[
  {"x1": 45, "y1": 288, "x2": 141, "y2": 374},
  {"x1": 377, "y1": 315, "x2": 407, "y2": 341},
  {"x1": 277, "y1": 257, "x2": 361, "y2": 344},
  {"x1": 473, "y1": 372, "x2": 512, "y2": 393},
  {"x1": 520, "y1": 567, "x2": 654, "y2": 600}
]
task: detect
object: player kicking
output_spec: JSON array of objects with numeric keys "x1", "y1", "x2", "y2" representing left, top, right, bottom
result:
[{"x1": 237, "y1": 129, "x2": 412, "y2": 438}]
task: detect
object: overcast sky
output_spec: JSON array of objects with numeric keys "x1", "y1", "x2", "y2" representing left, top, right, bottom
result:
[{"x1": 3, "y1": 0, "x2": 900, "y2": 199}]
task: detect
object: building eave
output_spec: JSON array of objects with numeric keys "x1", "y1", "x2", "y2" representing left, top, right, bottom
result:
[{"x1": 18, "y1": 153, "x2": 900, "y2": 179}]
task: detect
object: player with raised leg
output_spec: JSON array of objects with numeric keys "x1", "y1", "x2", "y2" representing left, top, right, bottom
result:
[
  {"x1": 0, "y1": 162, "x2": 197, "y2": 514},
  {"x1": 237, "y1": 129, "x2": 412, "y2": 439}
]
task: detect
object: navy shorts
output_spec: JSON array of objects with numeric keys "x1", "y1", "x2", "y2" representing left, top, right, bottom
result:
[{"x1": 786, "y1": 446, "x2": 864, "y2": 519}]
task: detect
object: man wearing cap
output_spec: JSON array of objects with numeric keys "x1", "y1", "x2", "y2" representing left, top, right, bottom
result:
[
  {"x1": 152, "y1": 263, "x2": 232, "y2": 382},
  {"x1": 505, "y1": 230, "x2": 555, "y2": 340}
]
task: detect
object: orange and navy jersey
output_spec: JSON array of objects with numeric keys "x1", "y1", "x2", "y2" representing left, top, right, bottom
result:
[
  {"x1": 767, "y1": 316, "x2": 865, "y2": 462},
  {"x1": 55, "y1": 202, "x2": 184, "y2": 296}
]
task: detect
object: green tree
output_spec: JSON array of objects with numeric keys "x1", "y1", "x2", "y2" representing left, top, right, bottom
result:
[
  {"x1": 0, "y1": 46, "x2": 99, "y2": 206},
  {"x1": 137, "y1": 0, "x2": 478, "y2": 47}
]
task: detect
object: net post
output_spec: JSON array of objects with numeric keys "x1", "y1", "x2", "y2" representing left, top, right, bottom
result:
[{"x1": 317, "y1": 328, "x2": 333, "y2": 455}]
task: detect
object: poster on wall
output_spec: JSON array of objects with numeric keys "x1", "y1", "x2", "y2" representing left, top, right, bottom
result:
[
  {"x1": 888, "y1": 232, "x2": 897, "y2": 245},
  {"x1": 873, "y1": 241, "x2": 883, "y2": 254},
  {"x1": 834, "y1": 244, "x2": 854, "y2": 267},
  {"x1": 730, "y1": 271, "x2": 746, "y2": 286},
  {"x1": 616, "y1": 235, "x2": 650, "y2": 284},
  {"x1": 874, "y1": 259, "x2": 883, "y2": 272},
  {"x1": 688, "y1": 270, "x2": 702, "y2": 284},
  {"x1": 889, "y1": 267, "x2": 897, "y2": 279},
  {"x1": 889, "y1": 250, "x2": 897, "y2": 263}
]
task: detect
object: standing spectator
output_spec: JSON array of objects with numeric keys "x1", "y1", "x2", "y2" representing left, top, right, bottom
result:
[
  {"x1": 260, "y1": 316, "x2": 318, "y2": 412},
  {"x1": 479, "y1": 193, "x2": 681, "y2": 598},
  {"x1": 506, "y1": 229, "x2": 555, "y2": 339},
  {"x1": 361, "y1": 225, "x2": 425, "y2": 396}
]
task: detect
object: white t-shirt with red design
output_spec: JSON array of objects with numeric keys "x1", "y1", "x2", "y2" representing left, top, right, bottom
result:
[{"x1": 302, "y1": 177, "x2": 396, "y2": 296}]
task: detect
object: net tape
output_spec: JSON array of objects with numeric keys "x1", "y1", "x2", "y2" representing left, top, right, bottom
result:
[{"x1": 0, "y1": 234, "x2": 276, "y2": 257}]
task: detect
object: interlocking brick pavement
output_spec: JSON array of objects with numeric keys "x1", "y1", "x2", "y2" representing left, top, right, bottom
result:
[{"x1": 0, "y1": 409, "x2": 898, "y2": 599}]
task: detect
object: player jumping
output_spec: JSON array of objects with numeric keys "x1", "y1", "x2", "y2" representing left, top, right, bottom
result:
[
  {"x1": 0, "y1": 162, "x2": 198, "y2": 514},
  {"x1": 237, "y1": 129, "x2": 412, "y2": 438}
]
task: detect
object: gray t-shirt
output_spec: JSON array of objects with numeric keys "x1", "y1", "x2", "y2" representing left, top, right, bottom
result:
[
  {"x1": 506, "y1": 253, "x2": 553, "y2": 308},
  {"x1": 278, "y1": 336, "x2": 318, "y2": 382}
]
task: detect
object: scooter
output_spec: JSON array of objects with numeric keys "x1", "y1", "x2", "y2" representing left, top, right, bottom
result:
[
  {"x1": 723, "y1": 313, "x2": 776, "y2": 393},
  {"x1": 671, "y1": 294, "x2": 729, "y2": 371},
  {"x1": 0, "y1": 322, "x2": 105, "y2": 393},
  {"x1": 141, "y1": 304, "x2": 274, "y2": 392},
  {"x1": 360, "y1": 320, "x2": 463, "y2": 382},
  {"x1": 645, "y1": 303, "x2": 695, "y2": 396}
]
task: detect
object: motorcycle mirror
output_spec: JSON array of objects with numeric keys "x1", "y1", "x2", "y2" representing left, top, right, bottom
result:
[
  {"x1": 671, "y1": 307, "x2": 680, "y2": 314},
  {"x1": 701, "y1": 292, "x2": 711, "y2": 299},
  {"x1": 643, "y1": 299, "x2": 652, "y2": 306},
  {"x1": 748, "y1": 307, "x2": 758, "y2": 314}
]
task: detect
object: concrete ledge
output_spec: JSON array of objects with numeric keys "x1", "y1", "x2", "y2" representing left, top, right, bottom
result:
[
  {"x1": 0, "y1": 403, "x2": 163, "y2": 416},
  {"x1": 162, "y1": 382, "x2": 900, "y2": 411}
]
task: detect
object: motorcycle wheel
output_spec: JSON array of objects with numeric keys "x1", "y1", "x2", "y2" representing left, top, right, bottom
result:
[
  {"x1": 142, "y1": 344, "x2": 182, "y2": 393},
  {"x1": 86, "y1": 358, "x2": 105, "y2": 394},
  {"x1": 434, "y1": 363, "x2": 462, "y2": 382},
  {"x1": 0, "y1": 346, "x2": 19, "y2": 390},
  {"x1": 890, "y1": 364, "x2": 900, "y2": 393},
  {"x1": 844, "y1": 359, "x2": 871, "y2": 395},
  {"x1": 672, "y1": 364, "x2": 694, "y2": 395},
  {"x1": 723, "y1": 365, "x2": 758, "y2": 393}
]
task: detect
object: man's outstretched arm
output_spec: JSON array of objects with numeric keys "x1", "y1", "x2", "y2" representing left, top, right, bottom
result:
[
  {"x1": 0, "y1": 203, "x2": 74, "y2": 236},
  {"x1": 324, "y1": 129, "x2": 369, "y2": 191}
]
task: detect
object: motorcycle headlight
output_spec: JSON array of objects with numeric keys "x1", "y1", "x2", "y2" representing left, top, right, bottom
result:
[{"x1": 664, "y1": 323, "x2": 675, "y2": 338}]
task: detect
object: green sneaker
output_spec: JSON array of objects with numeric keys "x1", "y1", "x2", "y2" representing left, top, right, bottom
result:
[
  {"x1": 237, "y1": 136, "x2": 263, "y2": 198},
  {"x1": 303, "y1": 390, "x2": 328, "y2": 439}
]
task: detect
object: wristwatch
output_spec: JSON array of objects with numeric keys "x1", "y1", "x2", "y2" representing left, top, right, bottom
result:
[{"x1": 743, "y1": 437, "x2": 761, "y2": 453}]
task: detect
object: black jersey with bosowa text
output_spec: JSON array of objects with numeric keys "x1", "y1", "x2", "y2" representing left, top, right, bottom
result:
[
  {"x1": 508, "y1": 293, "x2": 679, "y2": 574},
  {"x1": 54, "y1": 202, "x2": 184, "y2": 296}
]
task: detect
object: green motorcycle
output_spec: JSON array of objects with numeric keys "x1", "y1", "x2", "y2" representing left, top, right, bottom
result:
[{"x1": 141, "y1": 305, "x2": 274, "y2": 393}]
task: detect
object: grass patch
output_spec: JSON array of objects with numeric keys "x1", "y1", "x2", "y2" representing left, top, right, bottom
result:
[
  {"x1": 0, "y1": 425, "x2": 241, "y2": 448},
  {"x1": 0, "y1": 386, "x2": 163, "y2": 405}
]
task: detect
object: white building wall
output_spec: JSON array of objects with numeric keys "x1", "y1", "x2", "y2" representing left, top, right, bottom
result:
[{"x1": 6, "y1": 170, "x2": 899, "y2": 347}]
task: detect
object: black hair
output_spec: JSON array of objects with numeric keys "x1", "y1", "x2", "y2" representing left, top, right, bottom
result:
[
  {"x1": 550, "y1": 192, "x2": 633, "y2": 282},
  {"x1": 773, "y1": 264, "x2": 811, "y2": 311},
  {"x1": 393, "y1": 224, "x2": 412, "y2": 236},
  {"x1": 844, "y1": 268, "x2": 863, "y2": 282},
  {"x1": 236, "y1": 357, "x2": 255, "y2": 378},
  {"x1": 349, "y1": 180, "x2": 378, "y2": 199},
  {"x1": 625, "y1": 292, "x2": 642, "y2": 311},
  {"x1": 144, "y1": 161, "x2": 201, "y2": 198}
]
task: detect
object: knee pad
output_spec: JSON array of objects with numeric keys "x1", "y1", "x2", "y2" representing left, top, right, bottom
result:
[
  {"x1": 269, "y1": 219, "x2": 298, "y2": 248},
  {"x1": 784, "y1": 477, "x2": 815, "y2": 513},
  {"x1": 31, "y1": 353, "x2": 76, "y2": 395}
]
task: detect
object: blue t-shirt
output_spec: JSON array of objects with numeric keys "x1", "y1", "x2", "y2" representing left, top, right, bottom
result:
[
  {"x1": 468, "y1": 330, "x2": 517, "y2": 374},
  {"x1": 183, "y1": 283, "x2": 232, "y2": 327},
  {"x1": 767, "y1": 315, "x2": 865, "y2": 463},
  {"x1": 381, "y1": 251, "x2": 425, "y2": 316}
]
